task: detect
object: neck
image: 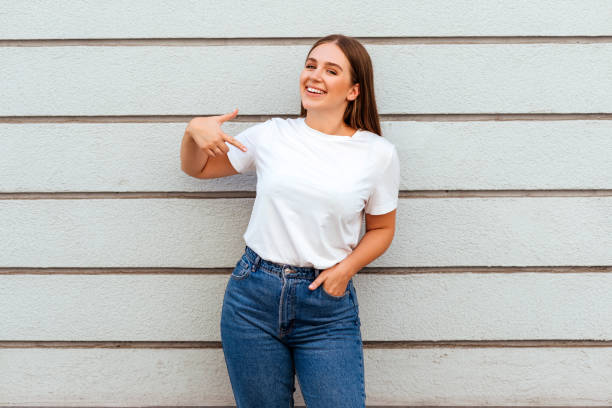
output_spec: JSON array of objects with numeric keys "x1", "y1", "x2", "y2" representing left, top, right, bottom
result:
[{"x1": 305, "y1": 111, "x2": 353, "y2": 136}]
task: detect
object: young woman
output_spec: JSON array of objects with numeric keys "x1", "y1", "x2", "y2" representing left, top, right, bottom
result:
[{"x1": 180, "y1": 34, "x2": 399, "y2": 408}]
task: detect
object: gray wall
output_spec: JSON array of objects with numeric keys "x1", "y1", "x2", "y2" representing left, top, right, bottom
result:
[{"x1": 2, "y1": 0, "x2": 612, "y2": 405}]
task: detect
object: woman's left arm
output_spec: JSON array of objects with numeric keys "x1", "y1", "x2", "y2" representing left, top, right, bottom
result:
[
  {"x1": 341, "y1": 209, "x2": 396, "y2": 279},
  {"x1": 308, "y1": 209, "x2": 396, "y2": 293}
]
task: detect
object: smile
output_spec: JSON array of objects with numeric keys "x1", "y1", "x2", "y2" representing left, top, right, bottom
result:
[{"x1": 305, "y1": 86, "x2": 327, "y2": 96}]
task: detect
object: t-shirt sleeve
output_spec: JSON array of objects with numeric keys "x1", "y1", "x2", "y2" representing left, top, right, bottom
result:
[
  {"x1": 365, "y1": 144, "x2": 400, "y2": 215},
  {"x1": 225, "y1": 120, "x2": 269, "y2": 174}
]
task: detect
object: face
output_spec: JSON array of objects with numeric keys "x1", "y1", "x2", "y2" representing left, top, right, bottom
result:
[{"x1": 299, "y1": 42, "x2": 359, "y2": 112}]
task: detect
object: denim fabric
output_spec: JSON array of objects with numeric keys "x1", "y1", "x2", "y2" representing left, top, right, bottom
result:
[{"x1": 220, "y1": 245, "x2": 365, "y2": 407}]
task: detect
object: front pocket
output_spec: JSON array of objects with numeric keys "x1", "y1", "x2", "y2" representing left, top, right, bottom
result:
[
  {"x1": 230, "y1": 257, "x2": 251, "y2": 280},
  {"x1": 320, "y1": 284, "x2": 349, "y2": 300},
  {"x1": 348, "y1": 280, "x2": 358, "y2": 308}
]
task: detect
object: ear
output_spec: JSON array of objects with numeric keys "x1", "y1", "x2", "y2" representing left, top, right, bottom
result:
[{"x1": 348, "y1": 83, "x2": 359, "y2": 101}]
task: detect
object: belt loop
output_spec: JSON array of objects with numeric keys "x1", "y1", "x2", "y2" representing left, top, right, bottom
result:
[
  {"x1": 252, "y1": 253, "x2": 261, "y2": 272},
  {"x1": 314, "y1": 269, "x2": 320, "y2": 279},
  {"x1": 246, "y1": 245, "x2": 262, "y2": 272}
]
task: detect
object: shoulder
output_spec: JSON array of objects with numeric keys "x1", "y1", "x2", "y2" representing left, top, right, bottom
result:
[
  {"x1": 264, "y1": 117, "x2": 305, "y2": 136},
  {"x1": 268, "y1": 116, "x2": 296, "y2": 129},
  {"x1": 237, "y1": 117, "x2": 276, "y2": 138},
  {"x1": 252, "y1": 116, "x2": 287, "y2": 132},
  {"x1": 267, "y1": 117, "x2": 286, "y2": 124},
  {"x1": 359, "y1": 129, "x2": 397, "y2": 159},
  {"x1": 236, "y1": 117, "x2": 294, "y2": 143}
]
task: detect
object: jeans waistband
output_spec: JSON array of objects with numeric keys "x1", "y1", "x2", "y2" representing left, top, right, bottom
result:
[{"x1": 244, "y1": 245, "x2": 323, "y2": 280}]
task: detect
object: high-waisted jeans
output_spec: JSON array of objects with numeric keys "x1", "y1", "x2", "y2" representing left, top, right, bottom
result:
[{"x1": 220, "y1": 245, "x2": 366, "y2": 407}]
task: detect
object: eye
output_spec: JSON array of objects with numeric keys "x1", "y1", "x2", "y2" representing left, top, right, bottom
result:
[{"x1": 305, "y1": 64, "x2": 337, "y2": 75}]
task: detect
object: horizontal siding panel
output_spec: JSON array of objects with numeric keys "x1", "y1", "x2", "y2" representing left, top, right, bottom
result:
[
  {"x1": 1, "y1": 0, "x2": 612, "y2": 38},
  {"x1": 2, "y1": 197, "x2": 611, "y2": 267},
  {"x1": 2, "y1": 347, "x2": 611, "y2": 405},
  {"x1": 2, "y1": 273, "x2": 612, "y2": 341},
  {"x1": 2, "y1": 44, "x2": 612, "y2": 116},
  {"x1": 2, "y1": 120, "x2": 612, "y2": 192}
]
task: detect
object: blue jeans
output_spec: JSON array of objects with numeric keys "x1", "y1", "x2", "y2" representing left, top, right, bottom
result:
[{"x1": 220, "y1": 245, "x2": 365, "y2": 407}]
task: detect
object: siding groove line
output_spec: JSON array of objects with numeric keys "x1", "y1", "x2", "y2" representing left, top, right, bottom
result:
[
  {"x1": 3, "y1": 340, "x2": 612, "y2": 349},
  {"x1": 3, "y1": 36, "x2": 612, "y2": 47}
]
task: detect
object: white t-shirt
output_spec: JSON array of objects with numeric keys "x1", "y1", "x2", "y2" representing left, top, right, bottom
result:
[{"x1": 226, "y1": 116, "x2": 400, "y2": 270}]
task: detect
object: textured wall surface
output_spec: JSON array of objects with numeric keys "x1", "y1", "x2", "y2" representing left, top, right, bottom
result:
[{"x1": 1, "y1": 1, "x2": 612, "y2": 406}]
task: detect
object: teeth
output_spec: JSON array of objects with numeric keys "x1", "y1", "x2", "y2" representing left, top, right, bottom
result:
[{"x1": 307, "y1": 87, "x2": 325, "y2": 94}]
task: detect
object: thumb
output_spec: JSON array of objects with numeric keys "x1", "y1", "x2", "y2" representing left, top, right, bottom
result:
[
  {"x1": 217, "y1": 108, "x2": 239, "y2": 123},
  {"x1": 309, "y1": 278, "x2": 321, "y2": 290}
]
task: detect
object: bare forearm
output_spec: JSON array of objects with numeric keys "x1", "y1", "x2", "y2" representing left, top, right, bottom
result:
[
  {"x1": 341, "y1": 227, "x2": 394, "y2": 278},
  {"x1": 180, "y1": 126, "x2": 209, "y2": 176}
]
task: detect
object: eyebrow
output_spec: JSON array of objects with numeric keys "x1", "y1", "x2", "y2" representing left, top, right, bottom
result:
[{"x1": 306, "y1": 57, "x2": 343, "y2": 71}]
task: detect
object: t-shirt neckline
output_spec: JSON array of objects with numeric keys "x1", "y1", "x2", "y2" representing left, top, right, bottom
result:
[{"x1": 299, "y1": 117, "x2": 361, "y2": 140}]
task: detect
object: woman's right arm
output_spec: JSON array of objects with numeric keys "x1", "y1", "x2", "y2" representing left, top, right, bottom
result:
[{"x1": 180, "y1": 108, "x2": 247, "y2": 178}]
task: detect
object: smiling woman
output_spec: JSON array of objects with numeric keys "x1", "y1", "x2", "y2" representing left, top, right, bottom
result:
[
  {"x1": 217, "y1": 34, "x2": 399, "y2": 408},
  {"x1": 299, "y1": 34, "x2": 382, "y2": 138}
]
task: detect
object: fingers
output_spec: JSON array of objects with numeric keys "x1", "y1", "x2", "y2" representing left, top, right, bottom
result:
[
  {"x1": 205, "y1": 133, "x2": 243, "y2": 157},
  {"x1": 309, "y1": 276, "x2": 320, "y2": 289},
  {"x1": 210, "y1": 109, "x2": 247, "y2": 154},
  {"x1": 206, "y1": 144, "x2": 225, "y2": 157},
  {"x1": 221, "y1": 132, "x2": 247, "y2": 152},
  {"x1": 213, "y1": 145, "x2": 224, "y2": 156},
  {"x1": 216, "y1": 108, "x2": 239, "y2": 124}
]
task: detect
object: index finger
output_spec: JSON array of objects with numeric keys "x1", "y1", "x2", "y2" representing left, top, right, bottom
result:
[
  {"x1": 222, "y1": 133, "x2": 247, "y2": 152},
  {"x1": 216, "y1": 108, "x2": 239, "y2": 124}
]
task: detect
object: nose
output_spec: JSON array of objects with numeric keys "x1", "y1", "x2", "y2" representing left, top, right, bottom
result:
[{"x1": 308, "y1": 67, "x2": 324, "y2": 82}]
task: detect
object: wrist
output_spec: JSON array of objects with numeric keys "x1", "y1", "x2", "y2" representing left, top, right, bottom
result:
[{"x1": 340, "y1": 257, "x2": 360, "y2": 278}]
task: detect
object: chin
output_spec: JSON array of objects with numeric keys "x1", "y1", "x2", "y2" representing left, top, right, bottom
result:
[{"x1": 301, "y1": 99, "x2": 314, "y2": 109}]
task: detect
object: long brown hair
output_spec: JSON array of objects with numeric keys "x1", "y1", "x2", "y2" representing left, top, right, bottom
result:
[{"x1": 299, "y1": 34, "x2": 382, "y2": 137}]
